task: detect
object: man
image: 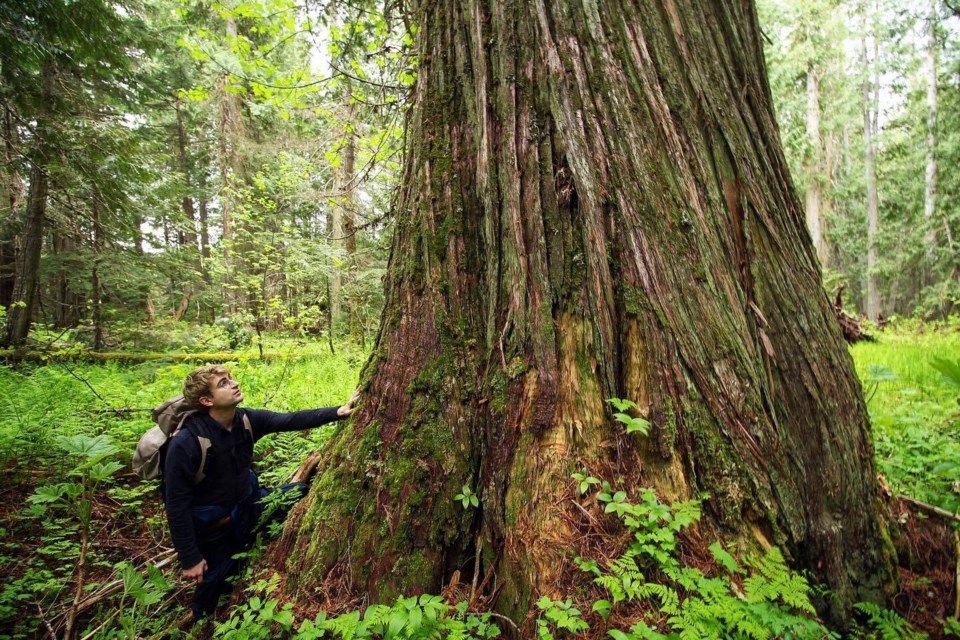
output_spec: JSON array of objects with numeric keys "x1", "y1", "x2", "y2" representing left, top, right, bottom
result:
[{"x1": 164, "y1": 364, "x2": 359, "y2": 620}]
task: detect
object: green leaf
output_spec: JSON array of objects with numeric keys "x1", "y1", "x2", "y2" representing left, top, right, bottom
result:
[
  {"x1": 865, "y1": 364, "x2": 899, "y2": 384},
  {"x1": 607, "y1": 398, "x2": 637, "y2": 412},
  {"x1": 592, "y1": 599, "x2": 612, "y2": 619},
  {"x1": 708, "y1": 541, "x2": 739, "y2": 573},
  {"x1": 931, "y1": 357, "x2": 960, "y2": 387},
  {"x1": 57, "y1": 434, "x2": 118, "y2": 460}
]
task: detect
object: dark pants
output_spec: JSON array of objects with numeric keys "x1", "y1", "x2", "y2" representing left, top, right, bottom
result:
[{"x1": 191, "y1": 479, "x2": 308, "y2": 619}]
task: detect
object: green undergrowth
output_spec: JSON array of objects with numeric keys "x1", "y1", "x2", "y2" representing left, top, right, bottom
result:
[
  {"x1": 209, "y1": 480, "x2": 933, "y2": 640},
  {"x1": 850, "y1": 329, "x2": 960, "y2": 512},
  {"x1": 1, "y1": 327, "x2": 957, "y2": 638},
  {"x1": 0, "y1": 336, "x2": 363, "y2": 639}
]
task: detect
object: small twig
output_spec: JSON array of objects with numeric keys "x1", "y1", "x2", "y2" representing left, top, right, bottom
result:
[
  {"x1": 899, "y1": 494, "x2": 960, "y2": 524},
  {"x1": 954, "y1": 530, "x2": 959, "y2": 620},
  {"x1": 469, "y1": 531, "x2": 482, "y2": 604},
  {"x1": 58, "y1": 361, "x2": 112, "y2": 410},
  {"x1": 37, "y1": 603, "x2": 56, "y2": 640},
  {"x1": 53, "y1": 550, "x2": 177, "y2": 623},
  {"x1": 485, "y1": 611, "x2": 520, "y2": 637},
  {"x1": 79, "y1": 608, "x2": 120, "y2": 640},
  {"x1": 571, "y1": 499, "x2": 599, "y2": 525},
  {"x1": 498, "y1": 306, "x2": 513, "y2": 371}
]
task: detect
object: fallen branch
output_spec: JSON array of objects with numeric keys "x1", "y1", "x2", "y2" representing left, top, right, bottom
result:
[
  {"x1": 486, "y1": 611, "x2": 520, "y2": 638},
  {"x1": 51, "y1": 550, "x2": 177, "y2": 626},
  {"x1": 899, "y1": 494, "x2": 960, "y2": 524},
  {"x1": 955, "y1": 530, "x2": 959, "y2": 620},
  {"x1": 37, "y1": 603, "x2": 56, "y2": 640},
  {"x1": 0, "y1": 350, "x2": 311, "y2": 364},
  {"x1": 833, "y1": 286, "x2": 872, "y2": 344}
]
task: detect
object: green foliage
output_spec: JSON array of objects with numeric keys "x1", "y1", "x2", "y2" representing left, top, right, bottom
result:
[
  {"x1": 535, "y1": 597, "x2": 590, "y2": 640},
  {"x1": 454, "y1": 485, "x2": 480, "y2": 509},
  {"x1": 571, "y1": 471, "x2": 601, "y2": 496},
  {"x1": 574, "y1": 478, "x2": 838, "y2": 639},
  {"x1": 851, "y1": 332, "x2": 960, "y2": 512},
  {"x1": 215, "y1": 594, "x2": 500, "y2": 640},
  {"x1": 851, "y1": 602, "x2": 926, "y2": 640},
  {"x1": 607, "y1": 398, "x2": 650, "y2": 436},
  {"x1": 0, "y1": 342, "x2": 363, "y2": 636}
]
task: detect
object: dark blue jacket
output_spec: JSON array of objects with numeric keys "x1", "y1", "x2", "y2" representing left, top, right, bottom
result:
[{"x1": 164, "y1": 407, "x2": 342, "y2": 568}]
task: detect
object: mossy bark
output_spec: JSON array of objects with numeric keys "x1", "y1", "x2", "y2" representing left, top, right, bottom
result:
[{"x1": 278, "y1": 0, "x2": 896, "y2": 627}]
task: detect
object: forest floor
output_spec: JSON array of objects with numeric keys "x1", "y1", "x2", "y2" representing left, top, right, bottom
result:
[{"x1": 0, "y1": 327, "x2": 957, "y2": 638}]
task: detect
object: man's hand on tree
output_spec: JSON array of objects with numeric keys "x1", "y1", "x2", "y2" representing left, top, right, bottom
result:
[
  {"x1": 183, "y1": 559, "x2": 208, "y2": 584},
  {"x1": 337, "y1": 388, "x2": 361, "y2": 417}
]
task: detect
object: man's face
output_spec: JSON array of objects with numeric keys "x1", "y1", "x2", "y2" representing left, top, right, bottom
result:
[{"x1": 199, "y1": 372, "x2": 243, "y2": 410}]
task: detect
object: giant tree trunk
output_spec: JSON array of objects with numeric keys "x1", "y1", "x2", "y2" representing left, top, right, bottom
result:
[{"x1": 278, "y1": 0, "x2": 895, "y2": 627}]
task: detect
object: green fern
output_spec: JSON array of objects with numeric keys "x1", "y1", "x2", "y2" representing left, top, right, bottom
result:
[{"x1": 853, "y1": 602, "x2": 927, "y2": 640}]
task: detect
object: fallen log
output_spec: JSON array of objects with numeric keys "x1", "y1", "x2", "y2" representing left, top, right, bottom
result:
[
  {"x1": 0, "y1": 350, "x2": 307, "y2": 364},
  {"x1": 834, "y1": 286, "x2": 872, "y2": 344}
]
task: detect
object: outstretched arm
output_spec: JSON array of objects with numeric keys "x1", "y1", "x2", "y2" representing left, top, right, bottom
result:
[{"x1": 248, "y1": 388, "x2": 361, "y2": 438}]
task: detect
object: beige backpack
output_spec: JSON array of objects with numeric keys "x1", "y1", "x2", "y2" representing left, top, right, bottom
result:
[{"x1": 133, "y1": 396, "x2": 253, "y2": 484}]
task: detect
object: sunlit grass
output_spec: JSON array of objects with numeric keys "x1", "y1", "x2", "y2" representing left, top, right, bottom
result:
[
  {"x1": 850, "y1": 330, "x2": 960, "y2": 511},
  {"x1": 0, "y1": 340, "x2": 367, "y2": 484}
]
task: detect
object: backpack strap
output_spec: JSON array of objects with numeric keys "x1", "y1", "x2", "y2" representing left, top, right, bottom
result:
[
  {"x1": 195, "y1": 436, "x2": 212, "y2": 484},
  {"x1": 241, "y1": 413, "x2": 253, "y2": 441},
  {"x1": 191, "y1": 413, "x2": 253, "y2": 485}
]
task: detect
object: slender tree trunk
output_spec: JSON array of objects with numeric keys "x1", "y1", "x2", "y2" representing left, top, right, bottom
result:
[
  {"x1": 5, "y1": 61, "x2": 54, "y2": 346},
  {"x1": 198, "y1": 169, "x2": 211, "y2": 263},
  {"x1": 329, "y1": 88, "x2": 356, "y2": 342},
  {"x1": 52, "y1": 224, "x2": 81, "y2": 328},
  {"x1": 175, "y1": 97, "x2": 199, "y2": 250},
  {"x1": 863, "y1": 10, "x2": 881, "y2": 321},
  {"x1": 924, "y1": 0, "x2": 945, "y2": 280},
  {"x1": 276, "y1": 0, "x2": 895, "y2": 628},
  {"x1": 218, "y1": 14, "x2": 243, "y2": 315},
  {"x1": 0, "y1": 103, "x2": 24, "y2": 310},
  {"x1": 91, "y1": 193, "x2": 104, "y2": 351},
  {"x1": 174, "y1": 98, "x2": 196, "y2": 320},
  {"x1": 145, "y1": 295, "x2": 156, "y2": 323},
  {"x1": 805, "y1": 63, "x2": 828, "y2": 268}
]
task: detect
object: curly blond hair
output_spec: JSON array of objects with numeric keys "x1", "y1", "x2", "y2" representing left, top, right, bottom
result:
[{"x1": 182, "y1": 364, "x2": 230, "y2": 409}]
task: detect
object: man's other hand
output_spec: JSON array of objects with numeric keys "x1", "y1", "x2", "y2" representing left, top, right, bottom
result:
[
  {"x1": 183, "y1": 559, "x2": 208, "y2": 584},
  {"x1": 337, "y1": 388, "x2": 361, "y2": 417}
]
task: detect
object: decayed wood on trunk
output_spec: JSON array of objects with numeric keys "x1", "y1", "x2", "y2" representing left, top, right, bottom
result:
[{"x1": 277, "y1": 0, "x2": 896, "y2": 628}]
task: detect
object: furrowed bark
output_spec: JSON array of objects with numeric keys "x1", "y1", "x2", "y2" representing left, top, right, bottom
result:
[{"x1": 278, "y1": 0, "x2": 896, "y2": 627}]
